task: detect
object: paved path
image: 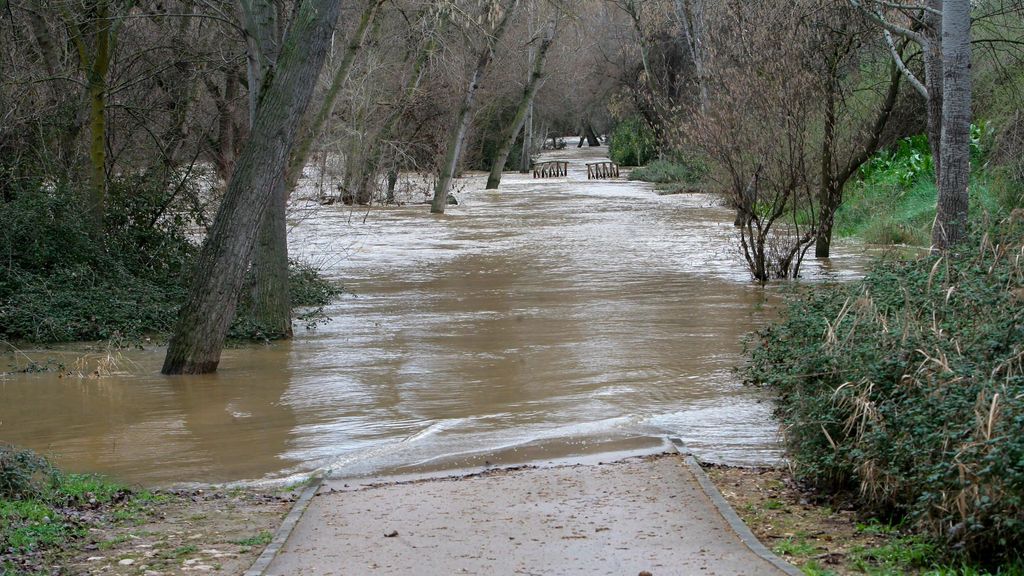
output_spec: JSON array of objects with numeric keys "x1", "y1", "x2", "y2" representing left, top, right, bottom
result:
[{"x1": 260, "y1": 454, "x2": 793, "y2": 575}]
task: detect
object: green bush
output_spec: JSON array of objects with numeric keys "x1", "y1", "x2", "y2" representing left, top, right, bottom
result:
[
  {"x1": 0, "y1": 446, "x2": 54, "y2": 500},
  {"x1": 0, "y1": 178, "x2": 197, "y2": 342},
  {"x1": 746, "y1": 218, "x2": 1024, "y2": 564},
  {"x1": 609, "y1": 117, "x2": 657, "y2": 167},
  {"x1": 0, "y1": 178, "x2": 339, "y2": 344},
  {"x1": 628, "y1": 158, "x2": 708, "y2": 185}
]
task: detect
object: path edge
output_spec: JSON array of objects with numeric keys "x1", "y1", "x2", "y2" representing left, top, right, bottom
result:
[
  {"x1": 670, "y1": 438, "x2": 803, "y2": 576},
  {"x1": 243, "y1": 477, "x2": 322, "y2": 576}
]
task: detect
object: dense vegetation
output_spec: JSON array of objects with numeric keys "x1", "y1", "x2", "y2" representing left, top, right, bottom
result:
[
  {"x1": 835, "y1": 126, "x2": 1016, "y2": 246},
  {"x1": 0, "y1": 177, "x2": 339, "y2": 344},
  {"x1": 746, "y1": 217, "x2": 1024, "y2": 565}
]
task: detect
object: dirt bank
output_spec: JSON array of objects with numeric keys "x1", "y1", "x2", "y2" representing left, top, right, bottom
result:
[{"x1": 54, "y1": 488, "x2": 293, "y2": 576}]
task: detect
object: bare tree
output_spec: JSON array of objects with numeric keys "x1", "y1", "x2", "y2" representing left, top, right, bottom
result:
[
  {"x1": 430, "y1": 0, "x2": 520, "y2": 214},
  {"x1": 485, "y1": 14, "x2": 557, "y2": 189}
]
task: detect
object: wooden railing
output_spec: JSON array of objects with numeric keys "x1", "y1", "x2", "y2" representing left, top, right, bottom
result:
[
  {"x1": 586, "y1": 162, "x2": 620, "y2": 180},
  {"x1": 533, "y1": 160, "x2": 568, "y2": 178}
]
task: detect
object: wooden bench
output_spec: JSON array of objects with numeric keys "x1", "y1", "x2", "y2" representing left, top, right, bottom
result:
[
  {"x1": 586, "y1": 162, "x2": 620, "y2": 180},
  {"x1": 533, "y1": 160, "x2": 569, "y2": 178}
]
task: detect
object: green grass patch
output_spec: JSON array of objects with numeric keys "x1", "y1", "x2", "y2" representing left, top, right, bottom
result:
[
  {"x1": 234, "y1": 530, "x2": 273, "y2": 547},
  {"x1": 850, "y1": 535, "x2": 940, "y2": 574},
  {"x1": 0, "y1": 444, "x2": 153, "y2": 571},
  {"x1": 773, "y1": 537, "x2": 820, "y2": 557}
]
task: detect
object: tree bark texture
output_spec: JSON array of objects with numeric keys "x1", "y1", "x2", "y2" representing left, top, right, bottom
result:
[
  {"x1": 431, "y1": 0, "x2": 519, "y2": 214},
  {"x1": 243, "y1": 0, "x2": 291, "y2": 340},
  {"x1": 162, "y1": 0, "x2": 343, "y2": 375},
  {"x1": 933, "y1": 0, "x2": 971, "y2": 250},
  {"x1": 673, "y1": 0, "x2": 708, "y2": 113},
  {"x1": 816, "y1": 55, "x2": 902, "y2": 258},
  {"x1": 486, "y1": 25, "x2": 555, "y2": 190}
]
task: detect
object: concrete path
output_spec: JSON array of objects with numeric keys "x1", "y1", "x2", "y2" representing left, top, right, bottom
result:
[{"x1": 261, "y1": 454, "x2": 793, "y2": 576}]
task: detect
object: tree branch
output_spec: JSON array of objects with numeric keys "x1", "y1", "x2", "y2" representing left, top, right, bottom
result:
[
  {"x1": 885, "y1": 29, "x2": 927, "y2": 98},
  {"x1": 849, "y1": 0, "x2": 926, "y2": 44}
]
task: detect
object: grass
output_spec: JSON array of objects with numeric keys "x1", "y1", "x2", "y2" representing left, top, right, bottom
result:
[
  {"x1": 774, "y1": 537, "x2": 820, "y2": 557},
  {"x1": 850, "y1": 535, "x2": 940, "y2": 574},
  {"x1": 0, "y1": 446, "x2": 152, "y2": 573},
  {"x1": 234, "y1": 530, "x2": 273, "y2": 547}
]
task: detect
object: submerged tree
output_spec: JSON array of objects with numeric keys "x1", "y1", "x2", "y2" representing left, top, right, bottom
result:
[
  {"x1": 431, "y1": 0, "x2": 519, "y2": 214},
  {"x1": 485, "y1": 14, "x2": 557, "y2": 190},
  {"x1": 162, "y1": 0, "x2": 344, "y2": 375}
]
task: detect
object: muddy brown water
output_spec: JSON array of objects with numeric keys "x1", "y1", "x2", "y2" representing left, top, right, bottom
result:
[{"x1": 0, "y1": 148, "x2": 868, "y2": 486}]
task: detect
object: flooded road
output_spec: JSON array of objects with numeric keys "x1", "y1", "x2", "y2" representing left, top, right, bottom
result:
[{"x1": 0, "y1": 147, "x2": 866, "y2": 486}]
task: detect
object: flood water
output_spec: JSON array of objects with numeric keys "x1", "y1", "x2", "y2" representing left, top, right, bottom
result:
[{"x1": 0, "y1": 147, "x2": 867, "y2": 486}]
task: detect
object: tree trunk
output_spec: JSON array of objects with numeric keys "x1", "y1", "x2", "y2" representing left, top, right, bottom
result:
[
  {"x1": 249, "y1": 178, "x2": 292, "y2": 337},
  {"x1": 933, "y1": 0, "x2": 971, "y2": 250},
  {"x1": 431, "y1": 0, "x2": 519, "y2": 214},
  {"x1": 86, "y1": 0, "x2": 111, "y2": 229},
  {"x1": 673, "y1": 0, "x2": 708, "y2": 113},
  {"x1": 815, "y1": 74, "x2": 838, "y2": 259},
  {"x1": 241, "y1": 0, "x2": 279, "y2": 128},
  {"x1": 486, "y1": 26, "x2": 555, "y2": 190},
  {"x1": 162, "y1": 0, "x2": 343, "y2": 375},
  {"x1": 247, "y1": 0, "x2": 380, "y2": 337},
  {"x1": 286, "y1": 0, "x2": 384, "y2": 195},
  {"x1": 817, "y1": 53, "x2": 902, "y2": 258},
  {"x1": 242, "y1": 0, "x2": 291, "y2": 339},
  {"x1": 520, "y1": 103, "x2": 533, "y2": 173},
  {"x1": 923, "y1": 0, "x2": 944, "y2": 183}
]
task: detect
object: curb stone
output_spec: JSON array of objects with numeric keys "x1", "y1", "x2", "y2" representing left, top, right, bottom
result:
[
  {"x1": 670, "y1": 437, "x2": 803, "y2": 576},
  {"x1": 244, "y1": 477, "x2": 322, "y2": 576}
]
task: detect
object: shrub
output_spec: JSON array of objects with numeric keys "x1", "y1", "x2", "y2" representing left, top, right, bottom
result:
[
  {"x1": 0, "y1": 178, "x2": 198, "y2": 342},
  {"x1": 628, "y1": 158, "x2": 708, "y2": 185},
  {"x1": 746, "y1": 218, "x2": 1024, "y2": 564},
  {"x1": 0, "y1": 177, "x2": 339, "y2": 343},
  {"x1": 609, "y1": 117, "x2": 657, "y2": 167},
  {"x1": 0, "y1": 445, "x2": 54, "y2": 500}
]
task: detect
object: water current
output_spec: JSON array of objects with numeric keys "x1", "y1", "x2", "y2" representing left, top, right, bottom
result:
[{"x1": 0, "y1": 147, "x2": 868, "y2": 486}]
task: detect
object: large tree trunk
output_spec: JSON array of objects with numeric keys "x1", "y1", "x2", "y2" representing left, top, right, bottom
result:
[
  {"x1": 815, "y1": 74, "x2": 838, "y2": 259},
  {"x1": 431, "y1": 0, "x2": 519, "y2": 214},
  {"x1": 249, "y1": 178, "x2": 292, "y2": 338},
  {"x1": 248, "y1": 0, "x2": 381, "y2": 336},
  {"x1": 161, "y1": 0, "x2": 343, "y2": 375},
  {"x1": 85, "y1": 0, "x2": 112, "y2": 229},
  {"x1": 932, "y1": 0, "x2": 971, "y2": 250},
  {"x1": 486, "y1": 25, "x2": 555, "y2": 190},
  {"x1": 241, "y1": 0, "x2": 291, "y2": 339}
]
